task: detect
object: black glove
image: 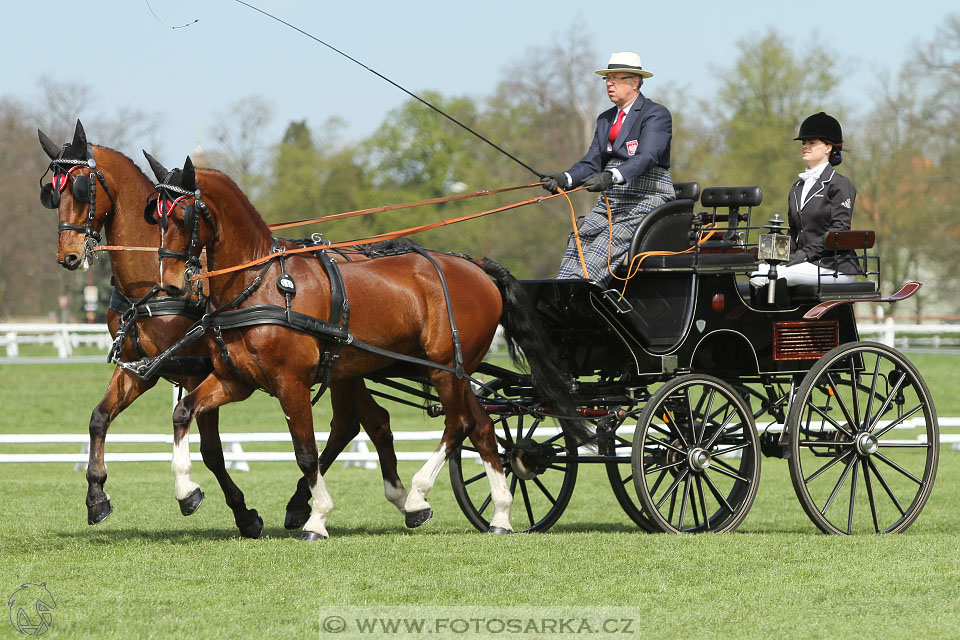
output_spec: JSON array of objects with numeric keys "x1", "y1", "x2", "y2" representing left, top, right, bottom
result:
[
  {"x1": 583, "y1": 171, "x2": 615, "y2": 192},
  {"x1": 542, "y1": 172, "x2": 568, "y2": 193}
]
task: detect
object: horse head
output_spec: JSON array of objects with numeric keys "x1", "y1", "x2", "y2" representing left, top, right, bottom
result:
[
  {"x1": 144, "y1": 153, "x2": 210, "y2": 297},
  {"x1": 37, "y1": 119, "x2": 116, "y2": 271}
]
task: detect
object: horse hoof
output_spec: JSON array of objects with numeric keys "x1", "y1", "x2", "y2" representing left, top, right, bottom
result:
[
  {"x1": 238, "y1": 511, "x2": 264, "y2": 539},
  {"x1": 299, "y1": 530, "x2": 328, "y2": 541},
  {"x1": 284, "y1": 509, "x2": 310, "y2": 530},
  {"x1": 405, "y1": 508, "x2": 433, "y2": 528},
  {"x1": 87, "y1": 500, "x2": 113, "y2": 526},
  {"x1": 487, "y1": 526, "x2": 513, "y2": 535},
  {"x1": 178, "y1": 488, "x2": 204, "y2": 516}
]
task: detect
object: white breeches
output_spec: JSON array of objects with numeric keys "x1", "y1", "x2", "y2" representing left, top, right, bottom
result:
[{"x1": 749, "y1": 261, "x2": 856, "y2": 288}]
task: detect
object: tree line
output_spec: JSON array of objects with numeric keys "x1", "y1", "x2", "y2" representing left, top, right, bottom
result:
[{"x1": 2, "y1": 19, "x2": 958, "y2": 321}]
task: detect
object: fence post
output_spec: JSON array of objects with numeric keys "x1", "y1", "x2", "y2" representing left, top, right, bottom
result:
[
  {"x1": 4, "y1": 332, "x2": 17, "y2": 357},
  {"x1": 881, "y1": 316, "x2": 895, "y2": 348}
]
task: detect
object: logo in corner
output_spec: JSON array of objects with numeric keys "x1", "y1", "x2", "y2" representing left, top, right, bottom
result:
[{"x1": 8, "y1": 582, "x2": 56, "y2": 636}]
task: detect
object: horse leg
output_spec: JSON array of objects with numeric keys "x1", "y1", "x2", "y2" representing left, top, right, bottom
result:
[
  {"x1": 171, "y1": 373, "x2": 253, "y2": 533},
  {"x1": 466, "y1": 396, "x2": 513, "y2": 534},
  {"x1": 194, "y1": 408, "x2": 263, "y2": 538},
  {"x1": 403, "y1": 374, "x2": 477, "y2": 528},
  {"x1": 352, "y1": 379, "x2": 407, "y2": 513},
  {"x1": 278, "y1": 383, "x2": 332, "y2": 541},
  {"x1": 85, "y1": 367, "x2": 158, "y2": 524},
  {"x1": 283, "y1": 381, "x2": 361, "y2": 530}
]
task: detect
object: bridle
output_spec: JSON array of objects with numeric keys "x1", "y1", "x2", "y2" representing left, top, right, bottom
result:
[
  {"x1": 144, "y1": 171, "x2": 211, "y2": 289},
  {"x1": 39, "y1": 144, "x2": 116, "y2": 259}
]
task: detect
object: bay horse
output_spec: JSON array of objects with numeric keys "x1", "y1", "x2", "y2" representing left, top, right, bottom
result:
[
  {"x1": 145, "y1": 155, "x2": 581, "y2": 539},
  {"x1": 37, "y1": 121, "x2": 408, "y2": 538}
]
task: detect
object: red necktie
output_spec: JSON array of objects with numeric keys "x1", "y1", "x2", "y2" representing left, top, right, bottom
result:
[{"x1": 608, "y1": 110, "x2": 625, "y2": 146}]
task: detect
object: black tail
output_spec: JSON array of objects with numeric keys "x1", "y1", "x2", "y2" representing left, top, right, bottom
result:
[{"x1": 478, "y1": 258, "x2": 591, "y2": 444}]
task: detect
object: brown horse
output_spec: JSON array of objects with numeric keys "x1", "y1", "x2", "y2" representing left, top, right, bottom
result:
[
  {"x1": 146, "y1": 155, "x2": 580, "y2": 539},
  {"x1": 37, "y1": 121, "x2": 408, "y2": 538}
]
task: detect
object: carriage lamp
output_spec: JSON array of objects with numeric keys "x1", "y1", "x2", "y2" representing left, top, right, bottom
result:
[{"x1": 757, "y1": 214, "x2": 790, "y2": 304}]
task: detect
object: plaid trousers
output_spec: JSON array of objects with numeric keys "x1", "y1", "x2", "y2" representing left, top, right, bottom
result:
[{"x1": 557, "y1": 162, "x2": 674, "y2": 284}]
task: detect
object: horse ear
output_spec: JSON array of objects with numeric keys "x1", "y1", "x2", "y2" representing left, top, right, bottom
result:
[
  {"x1": 142, "y1": 151, "x2": 168, "y2": 182},
  {"x1": 68, "y1": 119, "x2": 87, "y2": 157},
  {"x1": 182, "y1": 156, "x2": 197, "y2": 190},
  {"x1": 38, "y1": 129, "x2": 62, "y2": 160}
]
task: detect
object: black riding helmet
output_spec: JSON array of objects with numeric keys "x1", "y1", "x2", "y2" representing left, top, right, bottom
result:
[
  {"x1": 795, "y1": 112, "x2": 844, "y2": 165},
  {"x1": 794, "y1": 112, "x2": 843, "y2": 144}
]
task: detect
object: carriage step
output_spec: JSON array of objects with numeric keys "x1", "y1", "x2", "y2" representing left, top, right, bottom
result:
[{"x1": 759, "y1": 431, "x2": 787, "y2": 459}]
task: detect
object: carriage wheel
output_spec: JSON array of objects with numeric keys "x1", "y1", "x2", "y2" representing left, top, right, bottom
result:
[
  {"x1": 786, "y1": 342, "x2": 938, "y2": 534},
  {"x1": 632, "y1": 375, "x2": 761, "y2": 533},
  {"x1": 449, "y1": 382, "x2": 578, "y2": 533},
  {"x1": 597, "y1": 407, "x2": 659, "y2": 532}
]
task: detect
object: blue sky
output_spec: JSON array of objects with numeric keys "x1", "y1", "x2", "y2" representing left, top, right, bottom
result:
[{"x1": 7, "y1": 1, "x2": 955, "y2": 165}]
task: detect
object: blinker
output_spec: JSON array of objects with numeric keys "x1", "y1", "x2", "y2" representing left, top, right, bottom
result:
[{"x1": 40, "y1": 183, "x2": 60, "y2": 209}]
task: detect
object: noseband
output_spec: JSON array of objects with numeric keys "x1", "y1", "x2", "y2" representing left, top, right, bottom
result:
[{"x1": 39, "y1": 145, "x2": 115, "y2": 253}]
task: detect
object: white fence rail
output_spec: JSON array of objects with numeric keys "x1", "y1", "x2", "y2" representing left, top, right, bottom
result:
[
  {"x1": 0, "y1": 323, "x2": 110, "y2": 358},
  {"x1": 2, "y1": 419, "x2": 958, "y2": 470},
  {"x1": 2, "y1": 319, "x2": 959, "y2": 360}
]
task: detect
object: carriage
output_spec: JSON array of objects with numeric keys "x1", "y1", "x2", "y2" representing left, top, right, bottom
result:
[
  {"x1": 40, "y1": 123, "x2": 937, "y2": 537},
  {"x1": 366, "y1": 182, "x2": 938, "y2": 535}
]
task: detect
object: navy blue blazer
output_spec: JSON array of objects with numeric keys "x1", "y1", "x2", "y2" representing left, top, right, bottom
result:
[
  {"x1": 567, "y1": 92, "x2": 672, "y2": 186},
  {"x1": 787, "y1": 165, "x2": 859, "y2": 273}
]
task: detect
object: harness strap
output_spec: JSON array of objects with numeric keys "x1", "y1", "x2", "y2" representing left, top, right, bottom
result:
[{"x1": 411, "y1": 246, "x2": 465, "y2": 378}]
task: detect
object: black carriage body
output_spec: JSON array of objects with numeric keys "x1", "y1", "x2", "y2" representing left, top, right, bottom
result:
[{"x1": 522, "y1": 269, "x2": 858, "y2": 383}]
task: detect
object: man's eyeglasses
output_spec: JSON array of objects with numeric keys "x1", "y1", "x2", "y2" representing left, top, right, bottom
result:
[{"x1": 604, "y1": 75, "x2": 636, "y2": 84}]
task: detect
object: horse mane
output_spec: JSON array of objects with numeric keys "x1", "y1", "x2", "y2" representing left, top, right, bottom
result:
[
  {"x1": 91, "y1": 144, "x2": 153, "y2": 184},
  {"x1": 196, "y1": 167, "x2": 272, "y2": 237}
]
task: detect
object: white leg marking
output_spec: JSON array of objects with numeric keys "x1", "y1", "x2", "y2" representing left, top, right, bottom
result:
[
  {"x1": 303, "y1": 474, "x2": 333, "y2": 538},
  {"x1": 383, "y1": 479, "x2": 408, "y2": 513},
  {"x1": 404, "y1": 446, "x2": 447, "y2": 513},
  {"x1": 484, "y1": 461, "x2": 514, "y2": 532},
  {"x1": 171, "y1": 437, "x2": 200, "y2": 500}
]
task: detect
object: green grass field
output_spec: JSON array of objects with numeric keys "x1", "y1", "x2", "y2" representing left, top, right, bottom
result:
[{"x1": 1, "y1": 354, "x2": 958, "y2": 638}]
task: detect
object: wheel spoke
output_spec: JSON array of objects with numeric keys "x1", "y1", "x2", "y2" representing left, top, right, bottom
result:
[
  {"x1": 644, "y1": 460, "x2": 686, "y2": 476},
  {"x1": 678, "y1": 473, "x2": 692, "y2": 531},
  {"x1": 821, "y1": 454, "x2": 857, "y2": 516},
  {"x1": 655, "y1": 468, "x2": 690, "y2": 510},
  {"x1": 695, "y1": 474, "x2": 711, "y2": 531},
  {"x1": 873, "y1": 404, "x2": 923, "y2": 439},
  {"x1": 846, "y1": 456, "x2": 859, "y2": 534},
  {"x1": 802, "y1": 396, "x2": 854, "y2": 438},
  {"x1": 712, "y1": 441, "x2": 750, "y2": 456},
  {"x1": 697, "y1": 389, "x2": 717, "y2": 443},
  {"x1": 803, "y1": 449, "x2": 853, "y2": 484},
  {"x1": 702, "y1": 472, "x2": 735, "y2": 516},
  {"x1": 873, "y1": 452, "x2": 923, "y2": 485},
  {"x1": 866, "y1": 458, "x2": 906, "y2": 516},
  {"x1": 863, "y1": 353, "x2": 882, "y2": 430},
  {"x1": 865, "y1": 370, "x2": 908, "y2": 432},
  {"x1": 645, "y1": 437, "x2": 687, "y2": 456},
  {"x1": 531, "y1": 476, "x2": 557, "y2": 505},
  {"x1": 463, "y1": 470, "x2": 487, "y2": 486},
  {"x1": 648, "y1": 467, "x2": 669, "y2": 496},
  {"x1": 709, "y1": 460, "x2": 751, "y2": 484},
  {"x1": 519, "y1": 479, "x2": 535, "y2": 527},
  {"x1": 825, "y1": 372, "x2": 858, "y2": 436},
  {"x1": 848, "y1": 358, "x2": 862, "y2": 431},
  {"x1": 704, "y1": 407, "x2": 744, "y2": 449},
  {"x1": 862, "y1": 458, "x2": 880, "y2": 533},
  {"x1": 477, "y1": 492, "x2": 492, "y2": 516}
]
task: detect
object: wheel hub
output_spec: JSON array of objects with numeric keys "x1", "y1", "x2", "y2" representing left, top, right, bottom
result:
[
  {"x1": 854, "y1": 432, "x2": 879, "y2": 456},
  {"x1": 687, "y1": 447, "x2": 711, "y2": 472},
  {"x1": 510, "y1": 437, "x2": 555, "y2": 480}
]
